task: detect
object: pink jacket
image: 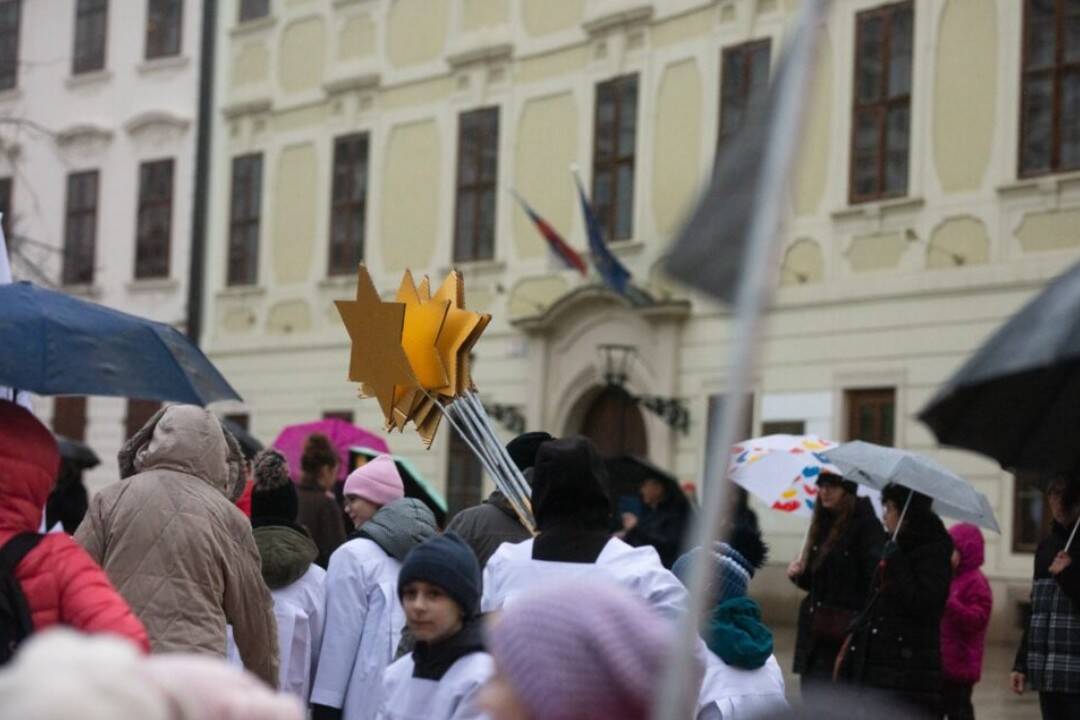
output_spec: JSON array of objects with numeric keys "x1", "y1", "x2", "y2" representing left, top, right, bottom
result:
[{"x1": 940, "y1": 523, "x2": 993, "y2": 683}]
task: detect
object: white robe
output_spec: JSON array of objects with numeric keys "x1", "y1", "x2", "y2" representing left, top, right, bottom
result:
[
  {"x1": 481, "y1": 537, "x2": 787, "y2": 720},
  {"x1": 311, "y1": 538, "x2": 404, "y2": 720},
  {"x1": 225, "y1": 564, "x2": 327, "y2": 702},
  {"x1": 375, "y1": 651, "x2": 493, "y2": 720}
]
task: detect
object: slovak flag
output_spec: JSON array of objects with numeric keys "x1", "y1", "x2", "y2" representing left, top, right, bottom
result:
[{"x1": 510, "y1": 190, "x2": 588, "y2": 276}]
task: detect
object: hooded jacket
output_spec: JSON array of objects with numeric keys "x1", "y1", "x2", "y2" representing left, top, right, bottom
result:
[
  {"x1": 312, "y1": 498, "x2": 437, "y2": 720},
  {"x1": 444, "y1": 491, "x2": 531, "y2": 568},
  {"x1": 0, "y1": 401, "x2": 148, "y2": 651},
  {"x1": 940, "y1": 523, "x2": 992, "y2": 684},
  {"x1": 75, "y1": 406, "x2": 278, "y2": 686}
]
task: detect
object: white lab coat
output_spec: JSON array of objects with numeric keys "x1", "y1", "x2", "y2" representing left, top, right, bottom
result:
[
  {"x1": 311, "y1": 538, "x2": 404, "y2": 720},
  {"x1": 225, "y1": 564, "x2": 327, "y2": 701},
  {"x1": 375, "y1": 651, "x2": 493, "y2": 720},
  {"x1": 482, "y1": 536, "x2": 787, "y2": 720}
]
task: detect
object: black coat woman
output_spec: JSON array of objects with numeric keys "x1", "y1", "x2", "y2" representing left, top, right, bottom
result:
[
  {"x1": 787, "y1": 472, "x2": 885, "y2": 698},
  {"x1": 839, "y1": 483, "x2": 953, "y2": 718}
]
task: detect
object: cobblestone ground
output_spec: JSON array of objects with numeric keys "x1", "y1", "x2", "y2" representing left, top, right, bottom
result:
[{"x1": 771, "y1": 626, "x2": 1041, "y2": 719}]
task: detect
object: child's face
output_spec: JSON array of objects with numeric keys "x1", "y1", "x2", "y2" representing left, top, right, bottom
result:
[
  {"x1": 402, "y1": 580, "x2": 464, "y2": 644},
  {"x1": 344, "y1": 494, "x2": 379, "y2": 529}
]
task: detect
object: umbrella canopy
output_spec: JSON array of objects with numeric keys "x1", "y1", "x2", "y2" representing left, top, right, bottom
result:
[
  {"x1": 221, "y1": 418, "x2": 263, "y2": 461},
  {"x1": 822, "y1": 441, "x2": 1000, "y2": 533},
  {"x1": 272, "y1": 418, "x2": 390, "y2": 483},
  {"x1": 0, "y1": 282, "x2": 241, "y2": 405},
  {"x1": 919, "y1": 259, "x2": 1080, "y2": 476},
  {"x1": 728, "y1": 435, "x2": 841, "y2": 517},
  {"x1": 54, "y1": 433, "x2": 100, "y2": 470},
  {"x1": 349, "y1": 446, "x2": 448, "y2": 526}
]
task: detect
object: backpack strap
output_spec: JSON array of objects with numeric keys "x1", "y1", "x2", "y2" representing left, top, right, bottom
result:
[{"x1": 0, "y1": 533, "x2": 44, "y2": 577}]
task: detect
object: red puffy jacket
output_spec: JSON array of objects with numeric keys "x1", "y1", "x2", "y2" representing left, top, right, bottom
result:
[{"x1": 0, "y1": 401, "x2": 149, "y2": 651}]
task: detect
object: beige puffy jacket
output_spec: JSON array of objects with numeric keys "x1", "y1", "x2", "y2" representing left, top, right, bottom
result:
[{"x1": 75, "y1": 406, "x2": 279, "y2": 687}]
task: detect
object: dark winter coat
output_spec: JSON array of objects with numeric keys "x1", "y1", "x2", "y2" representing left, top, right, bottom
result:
[
  {"x1": 792, "y1": 497, "x2": 885, "y2": 676},
  {"x1": 297, "y1": 481, "x2": 346, "y2": 569},
  {"x1": 624, "y1": 496, "x2": 690, "y2": 569},
  {"x1": 252, "y1": 520, "x2": 319, "y2": 590},
  {"x1": 940, "y1": 524, "x2": 992, "y2": 684},
  {"x1": 444, "y1": 491, "x2": 530, "y2": 568},
  {"x1": 841, "y1": 510, "x2": 953, "y2": 715},
  {"x1": 1013, "y1": 520, "x2": 1080, "y2": 693}
]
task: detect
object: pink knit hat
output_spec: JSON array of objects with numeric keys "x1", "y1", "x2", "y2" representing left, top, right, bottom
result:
[
  {"x1": 486, "y1": 580, "x2": 695, "y2": 720},
  {"x1": 342, "y1": 455, "x2": 404, "y2": 507}
]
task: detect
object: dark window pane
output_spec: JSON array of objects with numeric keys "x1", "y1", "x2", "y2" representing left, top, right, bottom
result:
[
  {"x1": 454, "y1": 108, "x2": 498, "y2": 262},
  {"x1": 888, "y1": 7, "x2": 913, "y2": 97},
  {"x1": 1026, "y1": 18, "x2": 1056, "y2": 68},
  {"x1": 328, "y1": 133, "x2": 368, "y2": 275},
  {"x1": 73, "y1": 0, "x2": 107, "y2": 74},
  {"x1": 447, "y1": 428, "x2": 483, "y2": 518},
  {"x1": 0, "y1": 0, "x2": 20, "y2": 91},
  {"x1": 846, "y1": 388, "x2": 896, "y2": 446},
  {"x1": 228, "y1": 154, "x2": 261, "y2": 286},
  {"x1": 125, "y1": 399, "x2": 161, "y2": 439},
  {"x1": 145, "y1": 0, "x2": 182, "y2": 59},
  {"x1": 239, "y1": 0, "x2": 269, "y2": 22},
  {"x1": 720, "y1": 40, "x2": 772, "y2": 145},
  {"x1": 1063, "y1": 70, "x2": 1080, "y2": 169},
  {"x1": 615, "y1": 163, "x2": 634, "y2": 240},
  {"x1": 593, "y1": 74, "x2": 637, "y2": 242},
  {"x1": 852, "y1": 109, "x2": 880, "y2": 197},
  {"x1": 0, "y1": 176, "x2": 12, "y2": 241},
  {"x1": 885, "y1": 105, "x2": 910, "y2": 194},
  {"x1": 63, "y1": 171, "x2": 99, "y2": 286},
  {"x1": 135, "y1": 158, "x2": 173, "y2": 279},
  {"x1": 1021, "y1": 73, "x2": 1054, "y2": 173},
  {"x1": 52, "y1": 396, "x2": 88, "y2": 443},
  {"x1": 856, "y1": 15, "x2": 884, "y2": 103}
]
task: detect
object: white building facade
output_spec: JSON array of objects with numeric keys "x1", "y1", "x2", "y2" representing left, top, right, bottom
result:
[{"x1": 0, "y1": 0, "x2": 203, "y2": 491}]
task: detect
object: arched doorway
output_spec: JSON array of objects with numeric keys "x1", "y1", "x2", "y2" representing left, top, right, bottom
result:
[{"x1": 579, "y1": 386, "x2": 647, "y2": 459}]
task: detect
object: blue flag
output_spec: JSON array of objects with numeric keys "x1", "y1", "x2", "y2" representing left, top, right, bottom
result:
[{"x1": 573, "y1": 173, "x2": 632, "y2": 296}]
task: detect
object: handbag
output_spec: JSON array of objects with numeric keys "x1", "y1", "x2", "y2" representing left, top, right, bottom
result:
[{"x1": 810, "y1": 604, "x2": 858, "y2": 644}]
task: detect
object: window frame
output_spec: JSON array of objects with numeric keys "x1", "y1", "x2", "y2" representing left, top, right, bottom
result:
[
  {"x1": 844, "y1": 387, "x2": 896, "y2": 447},
  {"x1": 144, "y1": 0, "x2": 182, "y2": 60},
  {"x1": 124, "y1": 399, "x2": 161, "y2": 440},
  {"x1": 1018, "y1": 0, "x2": 1080, "y2": 177},
  {"x1": 52, "y1": 396, "x2": 88, "y2": 443},
  {"x1": 453, "y1": 107, "x2": 500, "y2": 263},
  {"x1": 62, "y1": 170, "x2": 100, "y2": 287},
  {"x1": 848, "y1": 0, "x2": 914, "y2": 204},
  {"x1": 328, "y1": 133, "x2": 369, "y2": 276},
  {"x1": 238, "y1": 0, "x2": 270, "y2": 23},
  {"x1": 0, "y1": 0, "x2": 21, "y2": 91},
  {"x1": 718, "y1": 38, "x2": 772, "y2": 149},
  {"x1": 591, "y1": 74, "x2": 639, "y2": 243},
  {"x1": 72, "y1": 0, "x2": 108, "y2": 75},
  {"x1": 227, "y1": 153, "x2": 262, "y2": 287},
  {"x1": 1012, "y1": 470, "x2": 1052, "y2": 554},
  {"x1": 134, "y1": 158, "x2": 174, "y2": 280}
]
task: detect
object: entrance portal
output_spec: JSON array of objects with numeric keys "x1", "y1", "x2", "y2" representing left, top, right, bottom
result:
[{"x1": 579, "y1": 386, "x2": 647, "y2": 459}]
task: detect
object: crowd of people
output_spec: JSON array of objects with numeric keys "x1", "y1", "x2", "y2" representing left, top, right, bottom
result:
[{"x1": 0, "y1": 397, "x2": 1078, "y2": 719}]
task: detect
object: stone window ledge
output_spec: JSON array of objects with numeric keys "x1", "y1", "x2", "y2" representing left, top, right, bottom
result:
[
  {"x1": 830, "y1": 195, "x2": 925, "y2": 221},
  {"x1": 230, "y1": 16, "x2": 276, "y2": 37},
  {"x1": 443, "y1": 258, "x2": 507, "y2": 277},
  {"x1": 137, "y1": 56, "x2": 190, "y2": 74},
  {"x1": 217, "y1": 285, "x2": 266, "y2": 299},
  {"x1": 997, "y1": 171, "x2": 1080, "y2": 198},
  {"x1": 126, "y1": 277, "x2": 179, "y2": 293},
  {"x1": 65, "y1": 70, "x2": 112, "y2": 89},
  {"x1": 61, "y1": 283, "x2": 103, "y2": 299}
]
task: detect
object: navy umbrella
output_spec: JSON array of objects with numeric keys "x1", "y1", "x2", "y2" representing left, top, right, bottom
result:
[{"x1": 0, "y1": 282, "x2": 241, "y2": 406}]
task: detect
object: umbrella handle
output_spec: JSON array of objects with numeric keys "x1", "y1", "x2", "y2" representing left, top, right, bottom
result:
[
  {"x1": 1066, "y1": 516, "x2": 1080, "y2": 554},
  {"x1": 892, "y1": 492, "x2": 913, "y2": 543}
]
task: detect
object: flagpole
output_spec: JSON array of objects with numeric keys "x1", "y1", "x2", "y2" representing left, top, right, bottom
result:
[{"x1": 652, "y1": 1, "x2": 831, "y2": 718}]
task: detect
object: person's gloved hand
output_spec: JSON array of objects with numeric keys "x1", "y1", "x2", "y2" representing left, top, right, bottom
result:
[{"x1": 880, "y1": 540, "x2": 899, "y2": 560}]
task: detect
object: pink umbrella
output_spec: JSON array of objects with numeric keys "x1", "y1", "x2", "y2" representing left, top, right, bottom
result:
[{"x1": 272, "y1": 419, "x2": 390, "y2": 483}]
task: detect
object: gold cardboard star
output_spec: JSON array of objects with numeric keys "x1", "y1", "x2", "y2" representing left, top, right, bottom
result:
[
  {"x1": 458, "y1": 313, "x2": 492, "y2": 392},
  {"x1": 396, "y1": 270, "x2": 451, "y2": 391},
  {"x1": 335, "y1": 265, "x2": 417, "y2": 421},
  {"x1": 431, "y1": 272, "x2": 485, "y2": 398}
]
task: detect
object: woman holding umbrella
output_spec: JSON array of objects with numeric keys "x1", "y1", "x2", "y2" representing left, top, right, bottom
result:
[
  {"x1": 1011, "y1": 477, "x2": 1080, "y2": 720},
  {"x1": 786, "y1": 472, "x2": 884, "y2": 698},
  {"x1": 839, "y1": 483, "x2": 953, "y2": 718}
]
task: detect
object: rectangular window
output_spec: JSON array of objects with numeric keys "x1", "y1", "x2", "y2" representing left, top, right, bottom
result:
[
  {"x1": 145, "y1": 0, "x2": 182, "y2": 59},
  {"x1": 322, "y1": 410, "x2": 355, "y2": 424},
  {"x1": 62, "y1": 170, "x2": 99, "y2": 286},
  {"x1": 0, "y1": 0, "x2": 20, "y2": 91},
  {"x1": 719, "y1": 39, "x2": 772, "y2": 147},
  {"x1": 592, "y1": 75, "x2": 638, "y2": 242},
  {"x1": 1013, "y1": 470, "x2": 1051, "y2": 553},
  {"x1": 228, "y1": 154, "x2": 262, "y2": 287},
  {"x1": 850, "y1": 1, "x2": 913, "y2": 203},
  {"x1": 124, "y1": 399, "x2": 161, "y2": 440},
  {"x1": 239, "y1": 0, "x2": 269, "y2": 22},
  {"x1": 135, "y1": 158, "x2": 174, "y2": 279},
  {"x1": 1020, "y1": 0, "x2": 1080, "y2": 176},
  {"x1": 454, "y1": 107, "x2": 499, "y2": 263},
  {"x1": 0, "y1": 175, "x2": 12, "y2": 242},
  {"x1": 73, "y1": 0, "x2": 107, "y2": 75},
  {"x1": 328, "y1": 133, "x2": 369, "y2": 276},
  {"x1": 845, "y1": 388, "x2": 896, "y2": 446},
  {"x1": 52, "y1": 396, "x2": 88, "y2": 443},
  {"x1": 761, "y1": 420, "x2": 807, "y2": 436},
  {"x1": 223, "y1": 412, "x2": 250, "y2": 431},
  {"x1": 447, "y1": 428, "x2": 484, "y2": 518}
]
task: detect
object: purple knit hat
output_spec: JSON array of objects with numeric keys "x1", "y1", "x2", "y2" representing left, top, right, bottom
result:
[
  {"x1": 486, "y1": 580, "x2": 692, "y2": 720},
  {"x1": 342, "y1": 455, "x2": 404, "y2": 507}
]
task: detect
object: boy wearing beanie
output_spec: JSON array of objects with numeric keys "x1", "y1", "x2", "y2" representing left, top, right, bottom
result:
[
  {"x1": 375, "y1": 533, "x2": 492, "y2": 720},
  {"x1": 342, "y1": 455, "x2": 405, "y2": 531}
]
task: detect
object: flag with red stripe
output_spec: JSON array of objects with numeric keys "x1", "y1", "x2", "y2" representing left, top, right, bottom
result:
[{"x1": 511, "y1": 191, "x2": 588, "y2": 276}]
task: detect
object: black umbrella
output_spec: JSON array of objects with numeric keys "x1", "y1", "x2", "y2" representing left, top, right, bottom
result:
[
  {"x1": 54, "y1": 434, "x2": 100, "y2": 469},
  {"x1": 918, "y1": 259, "x2": 1080, "y2": 477},
  {"x1": 221, "y1": 418, "x2": 263, "y2": 461}
]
